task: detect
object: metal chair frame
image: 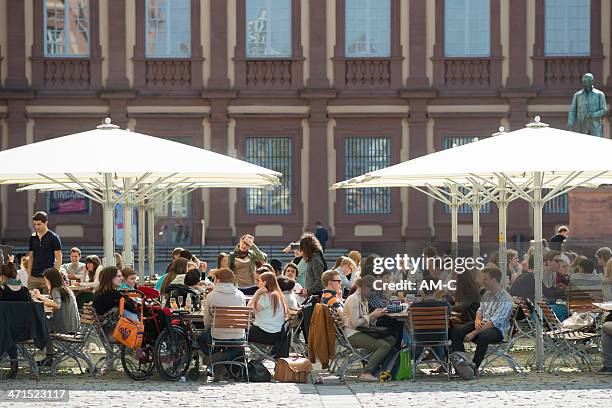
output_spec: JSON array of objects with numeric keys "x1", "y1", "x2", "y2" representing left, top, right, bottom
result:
[{"x1": 329, "y1": 309, "x2": 373, "y2": 381}]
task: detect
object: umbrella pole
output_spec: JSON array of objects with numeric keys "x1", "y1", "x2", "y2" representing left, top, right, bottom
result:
[
  {"x1": 498, "y1": 179, "x2": 508, "y2": 287},
  {"x1": 471, "y1": 182, "x2": 481, "y2": 261},
  {"x1": 147, "y1": 205, "x2": 155, "y2": 277},
  {"x1": 498, "y1": 201, "x2": 508, "y2": 286},
  {"x1": 450, "y1": 195, "x2": 459, "y2": 259},
  {"x1": 123, "y1": 178, "x2": 134, "y2": 267},
  {"x1": 103, "y1": 173, "x2": 114, "y2": 267},
  {"x1": 137, "y1": 204, "x2": 146, "y2": 279},
  {"x1": 532, "y1": 171, "x2": 545, "y2": 371}
]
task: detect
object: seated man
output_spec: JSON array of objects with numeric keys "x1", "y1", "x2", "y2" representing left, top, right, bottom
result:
[
  {"x1": 411, "y1": 277, "x2": 452, "y2": 365},
  {"x1": 570, "y1": 257, "x2": 603, "y2": 291},
  {"x1": 510, "y1": 253, "x2": 565, "y2": 302},
  {"x1": 320, "y1": 270, "x2": 343, "y2": 314},
  {"x1": 451, "y1": 265, "x2": 513, "y2": 371}
]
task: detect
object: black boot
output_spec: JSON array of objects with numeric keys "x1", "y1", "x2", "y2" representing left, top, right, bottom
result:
[{"x1": 6, "y1": 361, "x2": 18, "y2": 379}]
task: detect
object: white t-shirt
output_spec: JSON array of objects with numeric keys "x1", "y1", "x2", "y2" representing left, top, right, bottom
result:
[
  {"x1": 253, "y1": 293, "x2": 286, "y2": 333},
  {"x1": 283, "y1": 291, "x2": 299, "y2": 310}
]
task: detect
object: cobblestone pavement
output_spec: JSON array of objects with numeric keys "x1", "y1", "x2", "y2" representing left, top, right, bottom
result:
[{"x1": 0, "y1": 370, "x2": 610, "y2": 408}]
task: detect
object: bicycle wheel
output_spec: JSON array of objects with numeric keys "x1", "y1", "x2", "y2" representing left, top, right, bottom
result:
[
  {"x1": 121, "y1": 344, "x2": 155, "y2": 380},
  {"x1": 154, "y1": 327, "x2": 192, "y2": 381}
]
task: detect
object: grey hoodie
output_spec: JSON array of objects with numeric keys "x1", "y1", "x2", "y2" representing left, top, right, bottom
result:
[{"x1": 203, "y1": 283, "x2": 246, "y2": 339}]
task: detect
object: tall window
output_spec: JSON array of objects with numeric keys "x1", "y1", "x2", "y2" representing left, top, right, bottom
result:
[
  {"x1": 146, "y1": 0, "x2": 191, "y2": 58},
  {"x1": 443, "y1": 137, "x2": 491, "y2": 214},
  {"x1": 444, "y1": 0, "x2": 490, "y2": 57},
  {"x1": 345, "y1": 0, "x2": 390, "y2": 57},
  {"x1": 544, "y1": 190, "x2": 569, "y2": 213},
  {"x1": 245, "y1": 137, "x2": 292, "y2": 215},
  {"x1": 545, "y1": 0, "x2": 590, "y2": 56},
  {"x1": 44, "y1": 0, "x2": 90, "y2": 57},
  {"x1": 246, "y1": 0, "x2": 291, "y2": 57},
  {"x1": 344, "y1": 137, "x2": 391, "y2": 214}
]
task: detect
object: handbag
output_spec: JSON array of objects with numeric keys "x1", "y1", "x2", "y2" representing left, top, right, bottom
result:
[
  {"x1": 274, "y1": 357, "x2": 313, "y2": 383},
  {"x1": 112, "y1": 296, "x2": 144, "y2": 349},
  {"x1": 246, "y1": 360, "x2": 272, "y2": 382},
  {"x1": 561, "y1": 312, "x2": 595, "y2": 330}
]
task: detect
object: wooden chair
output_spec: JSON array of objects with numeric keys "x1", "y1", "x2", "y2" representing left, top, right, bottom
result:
[
  {"x1": 210, "y1": 306, "x2": 253, "y2": 382},
  {"x1": 566, "y1": 289, "x2": 604, "y2": 316},
  {"x1": 409, "y1": 307, "x2": 451, "y2": 381},
  {"x1": 49, "y1": 306, "x2": 97, "y2": 375},
  {"x1": 537, "y1": 301, "x2": 599, "y2": 373},
  {"x1": 86, "y1": 302, "x2": 122, "y2": 372}
]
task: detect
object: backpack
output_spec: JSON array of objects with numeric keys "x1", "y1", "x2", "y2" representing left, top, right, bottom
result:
[
  {"x1": 246, "y1": 360, "x2": 272, "y2": 382},
  {"x1": 449, "y1": 351, "x2": 477, "y2": 380}
]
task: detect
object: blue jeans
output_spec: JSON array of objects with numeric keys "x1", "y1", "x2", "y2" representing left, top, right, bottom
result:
[{"x1": 196, "y1": 330, "x2": 243, "y2": 361}]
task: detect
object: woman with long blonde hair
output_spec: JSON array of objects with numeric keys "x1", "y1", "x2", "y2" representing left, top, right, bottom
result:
[{"x1": 247, "y1": 271, "x2": 288, "y2": 354}]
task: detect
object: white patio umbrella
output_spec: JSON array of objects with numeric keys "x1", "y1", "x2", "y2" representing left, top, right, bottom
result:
[
  {"x1": 332, "y1": 116, "x2": 612, "y2": 370},
  {"x1": 0, "y1": 118, "x2": 282, "y2": 270}
]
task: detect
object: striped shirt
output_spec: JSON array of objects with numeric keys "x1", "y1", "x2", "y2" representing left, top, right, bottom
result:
[
  {"x1": 321, "y1": 290, "x2": 343, "y2": 310},
  {"x1": 478, "y1": 287, "x2": 513, "y2": 339}
]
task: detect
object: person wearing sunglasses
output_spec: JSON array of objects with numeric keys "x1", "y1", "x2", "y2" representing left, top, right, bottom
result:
[{"x1": 320, "y1": 270, "x2": 344, "y2": 313}]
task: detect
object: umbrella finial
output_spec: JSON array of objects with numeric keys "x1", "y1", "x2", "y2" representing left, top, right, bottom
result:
[
  {"x1": 492, "y1": 126, "x2": 505, "y2": 136},
  {"x1": 97, "y1": 117, "x2": 119, "y2": 130},
  {"x1": 526, "y1": 115, "x2": 549, "y2": 128}
]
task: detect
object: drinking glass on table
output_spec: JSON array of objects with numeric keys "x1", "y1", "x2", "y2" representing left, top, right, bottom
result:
[
  {"x1": 177, "y1": 295, "x2": 184, "y2": 309},
  {"x1": 170, "y1": 297, "x2": 178, "y2": 309}
]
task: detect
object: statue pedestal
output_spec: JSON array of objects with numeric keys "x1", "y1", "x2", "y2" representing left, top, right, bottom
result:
[{"x1": 569, "y1": 187, "x2": 612, "y2": 240}]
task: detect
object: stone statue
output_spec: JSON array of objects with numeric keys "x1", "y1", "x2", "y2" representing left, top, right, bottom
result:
[{"x1": 567, "y1": 73, "x2": 608, "y2": 136}]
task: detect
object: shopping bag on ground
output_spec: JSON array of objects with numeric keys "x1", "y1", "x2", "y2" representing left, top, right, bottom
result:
[{"x1": 394, "y1": 349, "x2": 412, "y2": 380}]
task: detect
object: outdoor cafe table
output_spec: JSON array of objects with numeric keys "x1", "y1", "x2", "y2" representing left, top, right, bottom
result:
[
  {"x1": 68, "y1": 285, "x2": 93, "y2": 294},
  {"x1": 593, "y1": 302, "x2": 612, "y2": 311}
]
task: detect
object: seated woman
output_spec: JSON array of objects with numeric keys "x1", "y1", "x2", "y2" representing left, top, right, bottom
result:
[
  {"x1": 0, "y1": 262, "x2": 32, "y2": 379},
  {"x1": 159, "y1": 257, "x2": 188, "y2": 299},
  {"x1": 31, "y1": 267, "x2": 80, "y2": 366},
  {"x1": 79, "y1": 255, "x2": 103, "y2": 288},
  {"x1": 451, "y1": 269, "x2": 481, "y2": 323},
  {"x1": 92, "y1": 266, "x2": 138, "y2": 330},
  {"x1": 248, "y1": 271, "x2": 288, "y2": 348},
  {"x1": 343, "y1": 275, "x2": 394, "y2": 382}
]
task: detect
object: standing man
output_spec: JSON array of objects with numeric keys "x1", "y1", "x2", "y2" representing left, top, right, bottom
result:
[
  {"x1": 27, "y1": 211, "x2": 62, "y2": 294},
  {"x1": 315, "y1": 221, "x2": 329, "y2": 251},
  {"x1": 567, "y1": 73, "x2": 607, "y2": 136},
  {"x1": 60, "y1": 247, "x2": 85, "y2": 281},
  {"x1": 549, "y1": 226, "x2": 569, "y2": 251}
]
